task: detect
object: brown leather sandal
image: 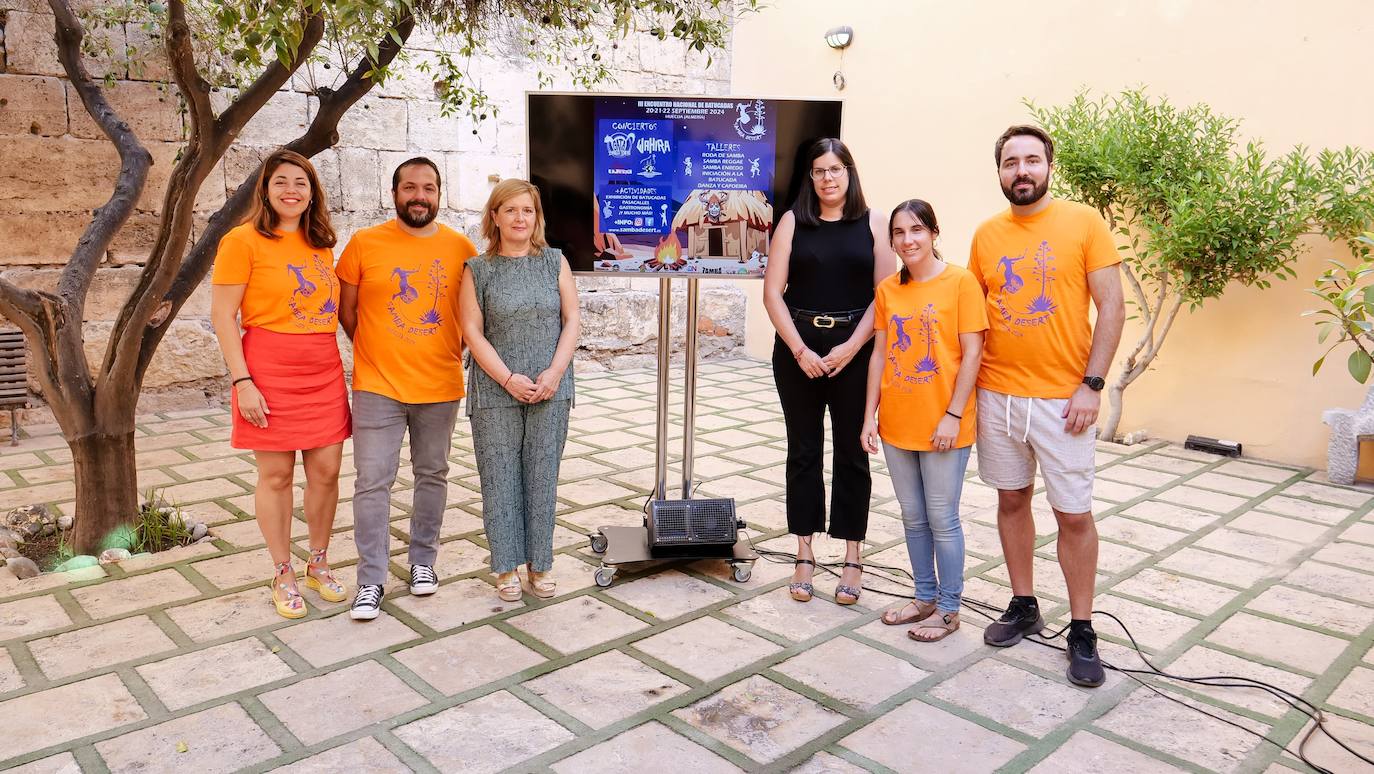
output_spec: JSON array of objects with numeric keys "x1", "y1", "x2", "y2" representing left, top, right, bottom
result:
[
  {"x1": 908, "y1": 610, "x2": 960, "y2": 643},
  {"x1": 882, "y1": 599, "x2": 937, "y2": 626}
]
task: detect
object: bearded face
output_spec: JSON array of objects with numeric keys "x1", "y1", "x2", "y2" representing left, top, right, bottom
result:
[{"x1": 997, "y1": 135, "x2": 1052, "y2": 207}]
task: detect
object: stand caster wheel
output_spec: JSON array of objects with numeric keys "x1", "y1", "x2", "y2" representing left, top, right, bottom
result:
[
  {"x1": 589, "y1": 532, "x2": 608, "y2": 554},
  {"x1": 595, "y1": 566, "x2": 616, "y2": 587},
  {"x1": 731, "y1": 564, "x2": 752, "y2": 584}
]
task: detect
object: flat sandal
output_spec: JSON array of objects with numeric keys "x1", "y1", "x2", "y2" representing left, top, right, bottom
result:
[
  {"x1": 882, "y1": 599, "x2": 937, "y2": 626},
  {"x1": 908, "y1": 611, "x2": 961, "y2": 643}
]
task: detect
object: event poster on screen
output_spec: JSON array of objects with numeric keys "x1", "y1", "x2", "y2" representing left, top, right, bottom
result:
[{"x1": 592, "y1": 97, "x2": 776, "y2": 276}]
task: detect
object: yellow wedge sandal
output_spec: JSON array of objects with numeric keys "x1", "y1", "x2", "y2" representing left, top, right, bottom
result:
[
  {"x1": 304, "y1": 548, "x2": 348, "y2": 603},
  {"x1": 270, "y1": 561, "x2": 307, "y2": 619}
]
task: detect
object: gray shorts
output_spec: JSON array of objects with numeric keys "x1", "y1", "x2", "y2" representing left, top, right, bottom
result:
[{"x1": 975, "y1": 388, "x2": 1096, "y2": 514}]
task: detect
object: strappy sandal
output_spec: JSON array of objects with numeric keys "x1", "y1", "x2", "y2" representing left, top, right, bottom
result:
[
  {"x1": 788, "y1": 558, "x2": 816, "y2": 602},
  {"x1": 269, "y1": 561, "x2": 307, "y2": 619},
  {"x1": 525, "y1": 564, "x2": 556, "y2": 599},
  {"x1": 908, "y1": 610, "x2": 960, "y2": 643},
  {"x1": 496, "y1": 571, "x2": 522, "y2": 602},
  {"x1": 304, "y1": 548, "x2": 348, "y2": 603},
  {"x1": 835, "y1": 562, "x2": 863, "y2": 605},
  {"x1": 882, "y1": 599, "x2": 937, "y2": 626}
]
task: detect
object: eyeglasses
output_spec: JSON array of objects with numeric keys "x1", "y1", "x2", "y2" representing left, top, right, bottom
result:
[{"x1": 809, "y1": 165, "x2": 849, "y2": 180}]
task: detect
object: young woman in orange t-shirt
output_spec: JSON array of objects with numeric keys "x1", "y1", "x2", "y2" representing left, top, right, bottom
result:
[
  {"x1": 210, "y1": 150, "x2": 351, "y2": 619},
  {"x1": 861, "y1": 199, "x2": 988, "y2": 642}
]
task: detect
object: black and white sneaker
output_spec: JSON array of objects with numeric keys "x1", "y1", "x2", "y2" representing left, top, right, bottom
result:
[
  {"x1": 410, "y1": 565, "x2": 439, "y2": 596},
  {"x1": 349, "y1": 584, "x2": 383, "y2": 620}
]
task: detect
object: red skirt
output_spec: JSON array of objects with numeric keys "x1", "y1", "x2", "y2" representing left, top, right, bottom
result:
[{"x1": 231, "y1": 328, "x2": 351, "y2": 451}]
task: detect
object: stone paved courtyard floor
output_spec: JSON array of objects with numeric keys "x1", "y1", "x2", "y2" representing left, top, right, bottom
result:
[{"x1": 1, "y1": 360, "x2": 1373, "y2": 773}]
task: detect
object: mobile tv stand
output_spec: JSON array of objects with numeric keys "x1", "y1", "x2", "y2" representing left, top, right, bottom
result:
[{"x1": 588, "y1": 277, "x2": 758, "y2": 587}]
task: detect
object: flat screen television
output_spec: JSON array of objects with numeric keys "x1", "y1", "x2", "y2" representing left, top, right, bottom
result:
[{"x1": 528, "y1": 93, "x2": 843, "y2": 278}]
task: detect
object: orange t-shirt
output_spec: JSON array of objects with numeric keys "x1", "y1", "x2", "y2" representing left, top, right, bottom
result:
[
  {"x1": 335, "y1": 220, "x2": 477, "y2": 404},
  {"x1": 210, "y1": 223, "x2": 339, "y2": 334},
  {"x1": 968, "y1": 199, "x2": 1120, "y2": 398},
  {"x1": 874, "y1": 265, "x2": 989, "y2": 451}
]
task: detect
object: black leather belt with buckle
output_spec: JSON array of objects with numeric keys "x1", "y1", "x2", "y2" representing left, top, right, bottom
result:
[{"x1": 790, "y1": 307, "x2": 863, "y2": 329}]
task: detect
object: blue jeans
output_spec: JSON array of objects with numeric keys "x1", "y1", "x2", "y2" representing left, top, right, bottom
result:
[{"x1": 882, "y1": 441, "x2": 971, "y2": 613}]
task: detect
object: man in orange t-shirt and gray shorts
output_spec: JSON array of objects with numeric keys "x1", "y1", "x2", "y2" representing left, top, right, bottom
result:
[
  {"x1": 337, "y1": 157, "x2": 478, "y2": 621},
  {"x1": 967, "y1": 126, "x2": 1125, "y2": 687}
]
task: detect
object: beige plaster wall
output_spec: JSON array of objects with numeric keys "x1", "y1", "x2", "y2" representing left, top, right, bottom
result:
[{"x1": 731, "y1": 0, "x2": 1371, "y2": 468}]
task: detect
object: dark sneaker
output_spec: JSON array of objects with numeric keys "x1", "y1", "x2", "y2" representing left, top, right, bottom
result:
[
  {"x1": 1066, "y1": 627, "x2": 1106, "y2": 687},
  {"x1": 349, "y1": 584, "x2": 383, "y2": 621},
  {"x1": 410, "y1": 565, "x2": 439, "y2": 596},
  {"x1": 983, "y1": 597, "x2": 1044, "y2": 647}
]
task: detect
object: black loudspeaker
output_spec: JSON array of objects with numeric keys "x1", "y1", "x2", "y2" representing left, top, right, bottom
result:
[{"x1": 647, "y1": 497, "x2": 740, "y2": 550}]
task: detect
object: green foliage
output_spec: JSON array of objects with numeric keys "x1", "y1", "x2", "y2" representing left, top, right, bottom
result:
[
  {"x1": 130, "y1": 489, "x2": 195, "y2": 553},
  {"x1": 1306, "y1": 234, "x2": 1374, "y2": 383},
  {"x1": 1028, "y1": 90, "x2": 1374, "y2": 307},
  {"x1": 79, "y1": 0, "x2": 753, "y2": 125},
  {"x1": 52, "y1": 528, "x2": 75, "y2": 566}
]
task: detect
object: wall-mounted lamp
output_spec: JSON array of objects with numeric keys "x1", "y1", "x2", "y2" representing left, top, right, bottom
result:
[{"x1": 824, "y1": 26, "x2": 853, "y2": 90}]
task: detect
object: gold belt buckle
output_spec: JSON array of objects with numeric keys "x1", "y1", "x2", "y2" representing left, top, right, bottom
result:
[{"x1": 812, "y1": 315, "x2": 836, "y2": 329}]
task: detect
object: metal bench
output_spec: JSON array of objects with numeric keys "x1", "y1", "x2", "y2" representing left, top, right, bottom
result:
[{"x1": 0, "y1": 329, "x2": 29, "y2": 446}]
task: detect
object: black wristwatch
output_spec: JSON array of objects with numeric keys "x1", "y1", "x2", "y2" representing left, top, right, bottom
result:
[{"x1": 1082, "y1": 375, "x2": 1105, "y2": 391}]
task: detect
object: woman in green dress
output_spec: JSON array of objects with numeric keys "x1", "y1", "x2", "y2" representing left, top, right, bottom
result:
[{"x1": 460, "y1": 179, "x2": 581, "y2": 602}]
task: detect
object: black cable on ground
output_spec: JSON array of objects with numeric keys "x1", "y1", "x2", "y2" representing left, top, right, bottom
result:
[{"x1": 746, "y1": 537, "x2": 1372, "y2": 774}]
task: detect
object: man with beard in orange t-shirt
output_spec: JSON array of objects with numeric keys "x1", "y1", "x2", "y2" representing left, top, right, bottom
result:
[
  {"x1": 338, "y1": 157, "x2": 478, "y2": 621},
  {"x1": 968, "y1": 126, "x2": 1125, "y2": 687}
]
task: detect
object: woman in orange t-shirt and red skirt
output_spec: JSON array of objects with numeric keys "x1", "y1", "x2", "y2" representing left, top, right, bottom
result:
[{"x1": 210, "y1": 149, "x2": 351, "y2": 619}]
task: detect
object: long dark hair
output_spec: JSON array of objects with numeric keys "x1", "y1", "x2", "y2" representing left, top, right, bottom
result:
[
  {"x1": 243, "y1": 149, "x2": 337, "y2": 249},
  {"x1": 890, "y1": 199, "x2": 941, "y2": 284},
  {"x1": 791, "y1": 138, "x2": 867, "y2": 227}
]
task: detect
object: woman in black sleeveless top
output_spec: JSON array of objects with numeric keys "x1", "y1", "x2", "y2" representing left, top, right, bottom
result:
[{"x1": 764, "y1": 138, "x2": 896, "y2": 605}]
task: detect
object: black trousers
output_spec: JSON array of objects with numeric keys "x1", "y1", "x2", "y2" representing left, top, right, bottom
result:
[{"x1": 772, "y1": 326, "x2": 873, "y2": 541}]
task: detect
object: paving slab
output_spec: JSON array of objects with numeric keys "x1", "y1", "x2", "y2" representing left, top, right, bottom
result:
[
  {"x1": 137, "y1": 637, "x2": 295, "y2": 710},
  {"x1": 550, "y1": 721, "x2": 742, "y2": 774},
  {"x1": 30, "y1": 614, "x2": 176, "y2": 680},
  {"x1": 839, "y1": 697, "x2": 1026, "y2": 771},
  {"x1": 393, "y1": 690, "x2": 575, "y2": 773},
  {"x1": 258, "y1": 660, "x2": 427, "y2": 746},
  {"x1": 673, "y1": 674, "x2": 846, "y2": 764},
  {"x1": 95, "y1": 702, "x2": 279, "y2": 774},
  {"x1": 0, "y1": 673, "x2": 146, "y2": 760}
]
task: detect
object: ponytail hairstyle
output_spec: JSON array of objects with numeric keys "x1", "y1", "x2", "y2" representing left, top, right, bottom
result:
[{"x1": 889, "y1": 199, "x2": 941, "y2": 285}]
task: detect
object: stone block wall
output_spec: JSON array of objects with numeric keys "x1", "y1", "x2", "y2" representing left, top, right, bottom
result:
[{"x1": 0, "y1": 5, "x2": 745, "y2": 423}]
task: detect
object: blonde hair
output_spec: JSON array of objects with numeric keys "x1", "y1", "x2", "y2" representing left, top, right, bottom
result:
[{"x1": 480, "y1": 179, "x2": 547, "y2": 255}]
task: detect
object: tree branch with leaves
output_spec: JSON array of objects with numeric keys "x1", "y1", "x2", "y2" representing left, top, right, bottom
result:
[
  {"x1": 1029, "y1": 90, "x2": 1374, "y2": 440},
  {"x1": 1307, "y1": 234, "x2": 1374, "y2": 383}
]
